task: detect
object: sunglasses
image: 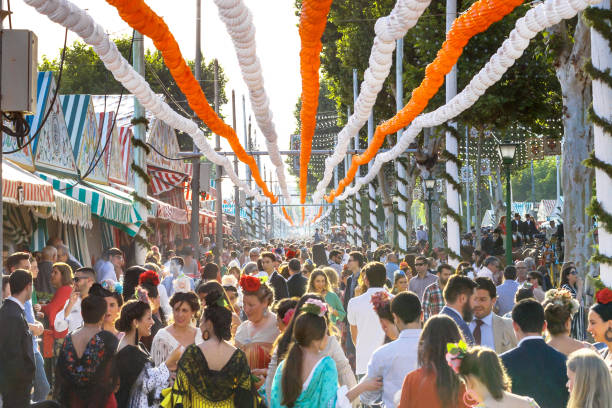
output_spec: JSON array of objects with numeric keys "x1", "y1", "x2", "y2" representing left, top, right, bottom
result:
[
  {"x1": 73, "y1": 276, "x2": 88, "y2": 282},
  {"x1": 569, "y1": 270, "x2": 577, "y2": 275}
]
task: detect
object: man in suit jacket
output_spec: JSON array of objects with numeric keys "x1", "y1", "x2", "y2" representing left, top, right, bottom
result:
[
  {"x1": 286, "y1": 258, "x2": 307, "y2": 298},
  {"x1": 260, "y1": 251, "x2": 289, "y2": 301},
  {"x1": 0, "y1": 270, "x2": 36, "y2": 407},
  {"x1": 470, "y1": 277, "x2": 517, "y2": 354},
  {"x1": 500, "y1": 299, "x2": 568, "y2": 408},
  {"x1": 440, "y1": 275, "x2": 477, "y2": 345}
]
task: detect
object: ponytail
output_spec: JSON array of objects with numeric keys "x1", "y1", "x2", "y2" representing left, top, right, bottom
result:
[{"x1": 281, "y1": 343, "x2": 303, "y2": 407}]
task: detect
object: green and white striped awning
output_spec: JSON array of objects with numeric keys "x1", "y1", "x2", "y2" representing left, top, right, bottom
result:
[{"x1": 37, "y1": 172, "x2": 143, "y2": 237}]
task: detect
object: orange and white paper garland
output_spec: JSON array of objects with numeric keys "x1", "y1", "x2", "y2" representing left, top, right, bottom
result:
[
  {"x1": 23, "y1": 0, "x2": 265, "y2": 202},
  {"x1": 311, "y1": 0, "x2": 433, "y2": 203},
  {"x1": 336, "y1": 0, "x2": 602, "y2": 201},
  {"x1": 213, "y1": 0, "x2": 291, "y2": 203}
]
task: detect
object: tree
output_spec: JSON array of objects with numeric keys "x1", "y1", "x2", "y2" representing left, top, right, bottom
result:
[{"x1": 38, "y1": 36, "x2": 229, "y2": 150}]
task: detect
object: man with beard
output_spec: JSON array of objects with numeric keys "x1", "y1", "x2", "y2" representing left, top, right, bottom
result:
[
  {"x1": 440, "y1": 275, "x2": 477, "y2": 345},
  {"x1": 471, "y1": 277, "x2": 517, "y2": 354},
  {"x1": 421, "y1": 263, "x2": 453, "y2": 321}
]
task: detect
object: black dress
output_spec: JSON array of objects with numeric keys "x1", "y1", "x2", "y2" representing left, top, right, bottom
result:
[{"x1": 55, "y1": 330, "x2": 118, "y2": 408}]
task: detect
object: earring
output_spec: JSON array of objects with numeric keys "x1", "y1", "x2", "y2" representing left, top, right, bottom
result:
[
  {"x1": 203, "y1": 329, "x2": 210, "y2": 341},
  {"x1": 463, "y1": 389, "x2": 481, "y2": 408},
  {"x1": 605, "y1": 327, "x2": 612, "y2": 342}
]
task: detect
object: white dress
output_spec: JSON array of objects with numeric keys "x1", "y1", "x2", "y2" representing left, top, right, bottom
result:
[{"x1": 150, "y1": 326, "x2": 203, "y2": 366}]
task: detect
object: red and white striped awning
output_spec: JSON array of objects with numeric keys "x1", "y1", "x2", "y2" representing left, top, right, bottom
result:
[
  {"x1": 185, "y1": 209, "x2": 232, "y2": 235},
  {"x1": 148, "y1": 166, "x2": 188, "y2": 196},
  {"x1": 2, "y1": 161, "x2": 55, "y2": 207}
]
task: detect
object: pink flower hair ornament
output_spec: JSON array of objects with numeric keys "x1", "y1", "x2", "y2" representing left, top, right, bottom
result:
[
  {"x1": 282, "y1": 307, "x2": 296, "y2": 326},
  {"x1": 445, "y1": 340, "x2": 468, "y2": 374},
  {"x1": 301, "y1": 298, "x2": 327, "y2": 317}
]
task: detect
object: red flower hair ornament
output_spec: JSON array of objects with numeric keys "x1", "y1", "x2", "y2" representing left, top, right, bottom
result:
[
  {"x1": 240, "y1": 275, "x2": 262, "y2": 292},
  {"x1": 138, "y1": 270, "x2": 160, "y2": 287},
  {"x1": 596, "y1": 287, "x2": 612, "y2": 305}
]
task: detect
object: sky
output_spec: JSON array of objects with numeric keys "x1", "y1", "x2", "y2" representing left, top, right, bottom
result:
[{"x1": 12, "y1": 0, "x2": 302, "y2": 199}]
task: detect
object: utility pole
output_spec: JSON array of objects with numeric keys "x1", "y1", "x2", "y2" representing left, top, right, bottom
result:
[
  {"x1": 333, "y1": 134, "x2": 339, "y2": 226},
  {"x1": 191, "y1": 0, "x2": 202, "y2": 259},
  {"x1": 214, "y1": 59, "x2": 223, "y2": 265},
  {"x1": 232, "y1": 90, "x2": 241, "y2": 242},
  {"x1": 345, "y1": 106, "x2": 354, "y2": 245},
  {"x1": 133, "y1": 31, "x2": 147, "y2": 264},
  {"x1": 247, "y1": 117, "x2": 254, "y2": 239},
  {"x1": 269, "y1": 169, "x2": 274, "y2": 238},
  {"x1": 465, "y1": 127, "x2": 471, "y2": 233},
  {"x1": 445, "y1": 0, "x2": 460, "y2": 267}
]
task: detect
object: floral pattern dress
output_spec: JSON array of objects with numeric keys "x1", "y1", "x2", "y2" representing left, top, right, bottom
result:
[{"x1": 55, "y1": 330, "x2": 119, "y2": 408}]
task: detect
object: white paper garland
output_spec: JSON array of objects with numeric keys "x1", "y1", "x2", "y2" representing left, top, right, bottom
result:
[
  {"x1": 311, "y1": 0, "x2": 433, "y2": 203},
  {"x1": 213, "y1": 0, "x2": 291, "y2": 203},
  {"x1": 335, "y1": 0, "x2": 602, "y2": 201},
  {"x1": 24, "y1": 0, "x2": 266, "y2": 203}
]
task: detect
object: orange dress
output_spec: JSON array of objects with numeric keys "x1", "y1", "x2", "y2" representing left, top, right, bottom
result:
[{"x1": 399, "y1": 367, "x2": 469, "y2": 408}]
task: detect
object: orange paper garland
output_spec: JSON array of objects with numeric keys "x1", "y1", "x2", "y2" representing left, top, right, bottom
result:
[
  {"x1": 297, "y1": 0, "x2": 333, "y2": 204},
  {"x1": 282, "y1": 206, "x2": 295, "y2": 226},
  {"x1": 106, "y1": 0, "x2": 277, "y2": 203},
  {"x1": 312, "y1": 205, "x2": 323, "y2": 223},
  {"x1": 325, "y1": 0, "x2": 524, "y2": 202}
]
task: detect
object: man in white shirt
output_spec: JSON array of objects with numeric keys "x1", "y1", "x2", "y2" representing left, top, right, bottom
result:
[
  {"x1": 360, "y1": 292, "x2": 422, "y2": 407},
  {"x1": 470, "y1": 277, "x2": 517, "y2": 354},
  {"x1": 477, "y1": 256, "x2": 502, "y2": 284},
  {"x1": 347, "y1": 261, "x2": 390, "y2": 377},
  {"x1": 94, "y1": 248, "x2": 123, "y2": 282},
  {"x1": 54, "y1": 267, "x2": 95, "y2": 333}
]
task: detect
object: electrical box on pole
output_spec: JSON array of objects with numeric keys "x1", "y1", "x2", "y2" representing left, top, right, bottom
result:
[
  {"x1": 199, "y1": 163, "x2": 211, "y2": 192},
  {"x1": 1, "y1": 30, "x2": 37, "y2": 113}
]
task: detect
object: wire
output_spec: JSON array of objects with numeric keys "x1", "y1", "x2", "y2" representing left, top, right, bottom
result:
[
  {"x1": 3, "y1": 27, "x2": 69, "y2": 154},
  {"x1": 146, "y1": 142, "x2": 186, "y2": 161},
  {"x1": 145, "y1": 60, "x2": 195, "y2": 120}
]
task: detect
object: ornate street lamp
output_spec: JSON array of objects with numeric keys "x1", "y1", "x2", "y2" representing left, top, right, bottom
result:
[
  {"x1": 424, "y1": 177, "x2": 437, "y2": 255},
  {"x1": 498, "y1": 140, "x2": 518, "y2": 266}
]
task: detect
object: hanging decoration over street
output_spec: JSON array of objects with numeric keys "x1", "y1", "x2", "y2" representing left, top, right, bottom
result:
[
  {"x1": 325, "y1": 0, "x2": 525, "y2": 202},
  {"x1": 335, "y1": 0, "x2": 601, "y2": 202},
  {"x1": 297, "y1": 0, "x2": 333, "y2": 204},
  {"x1": 23, "y1": 0, "x2": 266, "y2": 203},
  {"x1": 212, "y1": 0, "x2": 291, "y2": 203},
  {"x1": 312, "y1": 0, "x2": 434, "y2": 204},
  {"x1": 105, "y1": 0, "x2": 277, "y2": 202}
]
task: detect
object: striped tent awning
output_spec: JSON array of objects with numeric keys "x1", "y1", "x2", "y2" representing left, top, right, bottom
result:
[
  {"x1": 2, "y1": 161, "x2": 55, "y2": 207},
  {"x1": 148, "y1": 166, "x2": 188, "y2": 196},
  {"x1": 51, "y1": 190, "x2": 93, "y2": 228},
  {"x1": 110, "y1": 182, "x2": 189, "y2": 225},
  {"x1": 37, "y1": 172, "x2": 143, "y2": 237}
]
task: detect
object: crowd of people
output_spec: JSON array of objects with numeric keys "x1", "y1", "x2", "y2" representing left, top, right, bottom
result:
[{"x1": 0, "y1": 232, "x2": 611, "y2": 408}]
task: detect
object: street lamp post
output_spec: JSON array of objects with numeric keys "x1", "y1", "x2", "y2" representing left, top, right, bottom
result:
[
  {"x1": 498, "y1": 141, "x2": 518, "y2": 266},
  {"x1": 424, "y1": 177, "x2": 437, "y2": 255}
]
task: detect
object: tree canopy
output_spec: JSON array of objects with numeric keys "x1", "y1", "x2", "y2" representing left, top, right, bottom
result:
[{"x1": 38, "y1": 36, "x2": 229, "y2": 150}]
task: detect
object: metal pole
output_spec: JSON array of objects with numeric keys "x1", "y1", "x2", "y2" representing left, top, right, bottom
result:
[
  {"x1": 232, "y1": 91, "x2": 241, "y2": 242},
  {"x1": 465, "y1": 127, "x2": 471, "y2": 232},
  {"x1": 427, "y1": 193, "x2": 433, "y2": 256},
  {"x1": 396, "y1": 37, "x2": 408, "y2": 253},
  {"x1": 368, "y1": 111, "x2": 377, "y2": 251},
  {"x1": 191, "y1": 0, "x2": 202, "y2": 259},
  {"x1": 333, "y1": 134, "x2": 339, "y2": 226},
  {"x1": 530, "y1": 161, "x2": 536, "y2": 206},
  {"x1": 247, "y1": 117, "x2": 254, "y2": 239},
  {"x1": 345, "y1": 106, "x2": 354, "y2": 245},
  {"x1": 555, "y1": 155, "x2": 561, "y2": 202},
  {"x1": 242, "y1": 95, "x2": 248, "y2": 239},
  {"x1": 132, "y1": 31, "x2": 147, "y2": 264},
  {"x1": 505, "y1": 165, "x2": 513, "y2": 265},
  {"x1": 352, "y1": 70, "x2": 361, "y2": 247},
  {"x1": 214, "y1": 59, "x2": 223, "y2": 265}
]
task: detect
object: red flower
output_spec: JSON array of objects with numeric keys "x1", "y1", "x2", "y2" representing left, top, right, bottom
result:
[
  {"x1": 596, "y1": 287, "x2": 612, "y2": 305},
  {"x1": 239, "y1": 275, "x2": 261, "y2": 292},
  {"x1": 139, "y1": 270, "x2": 160, "y2": 287}
]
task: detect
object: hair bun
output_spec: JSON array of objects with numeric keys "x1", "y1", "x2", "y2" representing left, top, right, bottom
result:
[
  {"x1": 88, "y1": 283, "x2": 111, "y2": 297},
  {"x1": 205, "y1": 290, "x2": 223, "y2": 307}
]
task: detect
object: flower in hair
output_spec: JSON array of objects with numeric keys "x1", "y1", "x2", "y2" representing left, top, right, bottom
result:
[
  {"x1": 139, "y1": 270, "x2": 160, "y2": 287},
  {"x1": 282, "y1": 307, "x2": 296, "y2": 326},
  {"x1": 544, "y1": 289, "x2": 580, "y2": 315},
  {"x1": 596, "y1": 287, "x2": 612, "y2": 305},
  {"x1": 370, "y1": 291, "x2": 391, "y2": 313},
  {"x1": 136, "y1": 287, "x2": 150, "y2": 304},
  {"x1": 173, "y1": 273, "x2": 191, "y2": 294},
  {"x1": 239, "y1": 275, "x2": 261, "y2": 292},
  {"x1": 301, "y1": 298, "x2": 327, "y2": 317},
  {"x1": 445, "y1": 340, "x2": 468, "y2": 374}
]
